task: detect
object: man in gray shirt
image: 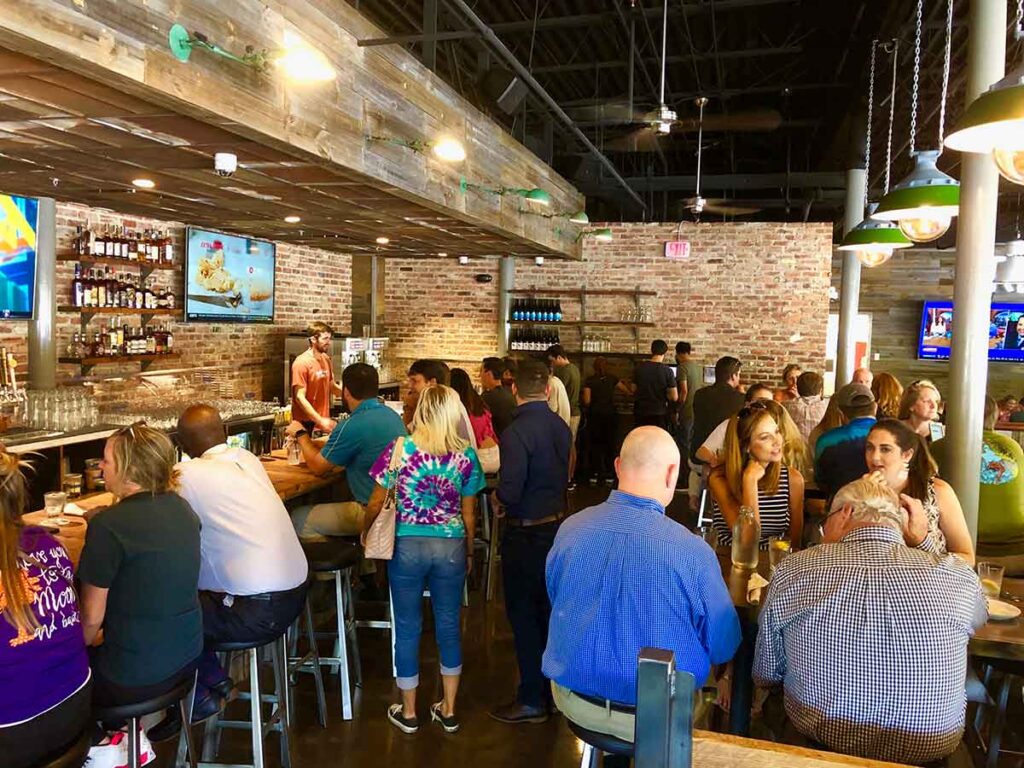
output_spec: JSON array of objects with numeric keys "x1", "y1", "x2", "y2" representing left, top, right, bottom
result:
[{"x1": 546, "y1": 344, "x2": 581, "y2": 441}]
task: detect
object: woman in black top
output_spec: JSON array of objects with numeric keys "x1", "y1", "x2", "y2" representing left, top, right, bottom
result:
[
  {"x1": 582, "y1": 356, "x2": 620, "y2": 484},
  {"x1": 79, "y1": 423, "x2": 202, "y2": 709}
]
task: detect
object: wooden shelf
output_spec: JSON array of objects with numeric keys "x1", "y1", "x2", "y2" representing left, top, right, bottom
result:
[
  {"x1": 565, "y1": 350, "x2": 645, "y2": 359},
  {"x1": 59, "y1": 305, "x2": 182, "y2": 317},
  {"x1": 57, "y1": 252, "x2": 176, "y2": 271},
  {"x1": 509, "y1": 320, "x2": 655, "y2": 327},
  {"x1": 59, "y1": 353, "x2": 180, "y2": 373},
  {"x1": 507, "y1": 288, "x2": 657, "y2": 297}
]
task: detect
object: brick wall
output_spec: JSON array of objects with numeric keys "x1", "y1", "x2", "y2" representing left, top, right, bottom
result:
[
  {"x1": 5, "y1": 202, "x2": 351, "y2": 400},
  {"x1": 384, "y1": 222, "x2": 833, "y2": 386},
  {"x1": 830, "y1": 249, "x2": 1024, "y2": 399}
]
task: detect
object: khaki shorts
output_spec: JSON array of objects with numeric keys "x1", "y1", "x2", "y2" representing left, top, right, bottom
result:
[{"x1": 290, "y1": 501, "x2": 366, "y2": 541}]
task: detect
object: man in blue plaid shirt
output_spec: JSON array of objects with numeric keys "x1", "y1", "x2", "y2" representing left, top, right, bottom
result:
[{"x1": 754, "y1": 478, "x2": 987, "y2": 765}]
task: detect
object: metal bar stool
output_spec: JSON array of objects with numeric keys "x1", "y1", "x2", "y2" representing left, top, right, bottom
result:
[
  {"x1": 286, "y1": 597, "x2": 328, "y2": 727},
  {"x1": 93, "y1": 672, "x2": 198, "y2": 768},
  {"x1": 193, "y1": 635, "x2": 292, "y2": 768},
  {"x1": 295, "y1": 540, "x2": 363, "y2": 721}
]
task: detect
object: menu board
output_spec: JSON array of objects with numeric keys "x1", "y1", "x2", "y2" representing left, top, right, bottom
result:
[
  {"x1": 185, "y1": 227, "x2": 275, "y2": 323},
  {"x1": 0, "y1": 193, "x2": 39, "y2": 319}
]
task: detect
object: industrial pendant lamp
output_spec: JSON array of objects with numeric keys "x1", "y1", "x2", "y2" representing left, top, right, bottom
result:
[
  {"x1": 874, "y1": 0, "x2": 959, "y2": 243},
  {"x1": 944, "y1": 2, "x2": 1024, "y2": 184},
  {"x1": 837, "y1": 39, "x2": 913, "y2": 266}
]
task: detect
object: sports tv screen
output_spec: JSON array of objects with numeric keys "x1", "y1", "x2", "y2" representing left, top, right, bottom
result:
[
  {"x1": 918, "y1": 300, "x2": 1024, "y2": 362},
  {"x1": 0, "y1": 193, "x2": 39, "y2": 319},
  {"x1": 185, "y1": 227, "x2": 275, "y2": 323}
]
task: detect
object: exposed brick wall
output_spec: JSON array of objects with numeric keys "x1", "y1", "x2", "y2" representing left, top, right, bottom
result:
[
  {"x1": 5, "y1": 203, "x2": 351, "y2": 400},
  {"x1": 830, "y1": 249, "x2": 1024, "y2": 399},
  {"x1": 384, "y1": 222, "x2": 833, "y2": 387}
]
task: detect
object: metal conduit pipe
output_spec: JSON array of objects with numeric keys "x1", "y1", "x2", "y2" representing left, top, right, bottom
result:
[{"x1": 444, "y1": 0, "x2": 647, "y2": 212}]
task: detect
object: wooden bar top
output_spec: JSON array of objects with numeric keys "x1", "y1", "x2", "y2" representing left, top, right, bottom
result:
[
  {"x1": 22, "y1": 449, "x2": 342, "y2": 567},
  {"x1": 693, "y1": 731, "x2": 912, "y2": 767}
]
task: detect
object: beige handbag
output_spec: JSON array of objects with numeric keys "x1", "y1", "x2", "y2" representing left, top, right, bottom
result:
[{"x1": 363, "y1": 437, "x2": 405, "y2": 560}]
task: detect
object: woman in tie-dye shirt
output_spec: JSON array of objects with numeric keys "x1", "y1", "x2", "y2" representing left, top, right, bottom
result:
[{"x1": 366, "y1": 385, "x2": 484, "y2": 735}]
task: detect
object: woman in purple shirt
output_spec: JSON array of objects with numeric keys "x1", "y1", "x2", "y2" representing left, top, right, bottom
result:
[{"x1": 0, "y1": 451, "x2": 91, "y2": 768}]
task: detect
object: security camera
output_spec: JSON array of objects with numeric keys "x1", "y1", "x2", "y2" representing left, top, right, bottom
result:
[{"x1": 214, "y1": 152, "x2": 238, "y2": 178}]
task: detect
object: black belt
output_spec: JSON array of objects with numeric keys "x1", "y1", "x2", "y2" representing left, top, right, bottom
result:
[
  {"x1": 505, "y1": 513, "x2": 564, "y2": 528},
  {"x1": 573, "y1": 690, "x2": 636, "y2": 715}
]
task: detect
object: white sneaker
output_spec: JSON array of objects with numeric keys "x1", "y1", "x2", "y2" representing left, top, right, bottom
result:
[{"x1": 84, "y1": 727, "x2": 156, "y2": 768}]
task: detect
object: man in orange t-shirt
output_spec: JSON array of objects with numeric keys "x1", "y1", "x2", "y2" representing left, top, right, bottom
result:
[{"x1": 291, "y1": 321, "x2": 342, "y2": 432}]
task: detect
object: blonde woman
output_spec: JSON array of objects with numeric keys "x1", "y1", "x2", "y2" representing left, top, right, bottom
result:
[
  {"x1": 0, "y1": 451, "x2": 91, "y2": 768},
  {"x1": 764, "y1": 399, "x2": 808, "y2": 476},
  {"x1": 871, "y1": 372, "x2": 904, "y2": 420},
  {"x1": 807, "y1": 396, "x2": 846, "y2": 467},
  {"x1": 899, "y1": 379, "x2": 942, "y2": 440},
  {"x1": 78, "y1": 424, "x2": 201, "y2": 726},
  {"x1": 365, "y1": 385, "x2": 485, "y2": 735}
]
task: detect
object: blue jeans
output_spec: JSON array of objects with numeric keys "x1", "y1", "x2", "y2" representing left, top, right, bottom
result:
[{"x1": 389, "y1": 536, "x2": 466, "y2": 690}]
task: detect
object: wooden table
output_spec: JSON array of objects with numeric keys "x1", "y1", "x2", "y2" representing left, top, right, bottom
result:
[
  {"x1": 693, "y1": 731, "x2": 912, "y2": 767},
  {"x1": 971, "y1": 576, "x2": 1024, "y2": 662},
  {"x1": 22, "y1": 449, "x2": 342, "y2": 567}
]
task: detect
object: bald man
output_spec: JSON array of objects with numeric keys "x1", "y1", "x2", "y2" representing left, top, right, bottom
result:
[
  {"x1": 151, "y1": 405, "x2": 309, "y2": 736},
  {"x1": 852, "y1": 368, "x2": 874, "y2": 387},
  {"x1": 542, "y1": 427, "x2": 741, "y2": 744}
]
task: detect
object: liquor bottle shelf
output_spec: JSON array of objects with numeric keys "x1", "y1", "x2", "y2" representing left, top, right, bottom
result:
[
  {"x1": 57, "y1": 252, "x2": 176, "y2": 271},
  {"x1": 59, "y1": 353, "x2": 180, "y2": 374},
  {"x1": 506, "y1": 288, "x2": 657, "y2": 297},
  {"x1": 58, "y1": 305, "x2": 182, "y2": 316}
]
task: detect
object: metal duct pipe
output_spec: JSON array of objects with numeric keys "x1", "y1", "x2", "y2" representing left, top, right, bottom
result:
[
  {"x1": 28, "y1": 197, "x2": 56, "y2": 390},
  {"x1": 444, "y1": 0, "x2": 646, "y2": 211}
]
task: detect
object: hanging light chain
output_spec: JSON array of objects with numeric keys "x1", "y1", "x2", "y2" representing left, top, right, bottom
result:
[
  {"x1": 886, "y1": 39, "x2": 899, "y2": 195},
  {"x1": 864, "y1": 39, "x2": 877, "y2": 209},
  {"x1": 909, "y1": 0, "x2": 923, "y2": 157},
  {"x1": 937, "y1": 0, "x2": 953, "y2": 152}
]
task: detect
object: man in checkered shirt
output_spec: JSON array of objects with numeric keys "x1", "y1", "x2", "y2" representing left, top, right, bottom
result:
[{"x1": 753, "y1": 478, "x2": 987, "y2": 765}]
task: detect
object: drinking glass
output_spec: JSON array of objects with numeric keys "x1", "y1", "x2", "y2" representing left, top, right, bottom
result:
[
  {"x1": 44, "y1": 490, "x2": 69, "y2": 526},
  {"x1": 286, "y1": 438, "x2": 302, "y2": 466},
  {"x1": 978, "y1": 562, "x2": 1005, "y2": 598},
  {"x1": 769, "y1": 536, "x2": 792, "y2": 572},
  {"x1": 698, "y1": 524, "x2": 718, "y2": 550}
]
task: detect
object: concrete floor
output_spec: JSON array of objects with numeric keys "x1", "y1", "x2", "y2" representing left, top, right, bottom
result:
[{"x1": 151, "y1": 486, "x2": 998, "y2": 768}]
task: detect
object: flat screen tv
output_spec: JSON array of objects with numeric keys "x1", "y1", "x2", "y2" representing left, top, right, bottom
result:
[
  {"x1": 185, "y1": 227, "x2": 275, "y2": 323},
  {"x1": 0, "y1": 193, "x2": 39, "y2": 319},
  {"x1": 918, "y1": 299, "x2": 1024, "y2": 362}
]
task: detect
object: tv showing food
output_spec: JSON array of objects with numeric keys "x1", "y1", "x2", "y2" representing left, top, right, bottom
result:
[
  {"x1": 185, "y1": 227, "x2": 275, "y2": 323},
  {"x1": 918, "y1": 300, "x2": 1024, "y2": 361},
  {"x1": 0, "y1": 193, "x2": 39, "y2": 319}
]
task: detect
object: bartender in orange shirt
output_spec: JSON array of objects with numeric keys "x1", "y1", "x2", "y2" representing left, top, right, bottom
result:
[{"x1": 291, "y1": 321, "x2": 343, "y2": 432}]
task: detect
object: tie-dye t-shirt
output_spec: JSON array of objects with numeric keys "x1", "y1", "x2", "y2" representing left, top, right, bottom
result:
[{"x1": 370, "y1": 437, "x2": 486, "y2": 538}]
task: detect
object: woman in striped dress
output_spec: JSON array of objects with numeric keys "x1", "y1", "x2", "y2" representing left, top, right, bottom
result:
[{"x1": 708, "y1": 400, "x2": 804, "y2": 549}]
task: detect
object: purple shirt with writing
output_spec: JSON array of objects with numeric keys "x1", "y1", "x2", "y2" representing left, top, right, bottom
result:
[{"x1": 0, "y1": 527, "x2": 89, "y2": 726}]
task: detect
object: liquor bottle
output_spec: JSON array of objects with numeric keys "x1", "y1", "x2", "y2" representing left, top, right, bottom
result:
[
  {"x1": 101, "y1": 227, "x2": 113, "y2": 257},
  {"x1": 72, "y1": 225, "x2": 84, "y2": 256},
  {"x1": 90, "y1": 224, "x2": 104, "y2": 257},
  {"x1": 146, "y1": 231, "x2": 158, "y2": 263},
  {"x1": 145, "y1": 327, "x2": 156, "y2": 355},
  {"x1": 554, "y1": 299, "x2": 563, "y2": 322},
  {"x1": 163, "y1": 231, "x2": 174, "y2": 264},
  {"x1": 71, "y1": 264, "x2": 83, "y2": 307},
  {"x1": 166, "y1": 289, "x2": 175, "y2": 310},
  {"x1": 133, "y1": 231, "x2": 144, "y2": 261},
  {"x1": 116, "y1": 320, "x2": 125, "y2": 355},
  {"x1": 90, "y1": 332, "x2": 101, "y2": 357},
  {"x1": 95, "y1": 268, "x2": 107, "y2": 307},
  {"x1": 165, "y1": 325, "x2": 174, "y2": 352}
]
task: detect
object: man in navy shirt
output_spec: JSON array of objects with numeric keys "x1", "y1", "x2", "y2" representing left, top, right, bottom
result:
[
  {"x1": 490, "y1": 359, "x2": 573, "y2": 725},
  {"x1": 543, "y1": 426, "x2": 741, "y2": 743}
]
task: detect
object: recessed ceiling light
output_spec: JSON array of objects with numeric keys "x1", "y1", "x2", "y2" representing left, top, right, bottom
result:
[
  {"x1": 376, "y1": 236, "x2": 390, "y2": 245},
  {"x1": 132, "y1": 178, "x2": 156, "y2": 189},
  {"x1": 284, "y1": 215, "x2": 301, "y2": 223}
]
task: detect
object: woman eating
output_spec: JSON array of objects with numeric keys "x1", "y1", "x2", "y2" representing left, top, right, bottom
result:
[
  {"x1": 0, "y1": 451, "x2": 91, "y2": 768},
  {"x1": 78, "y1": 423, "x2": 202, "y2": 759},
  {"x1": 364, "y1": 385, "x2": 484, "y2": 735},
  {"x1": 864, "y1": 418, "x2": 974, "y2": 564},
  {"x1": 708, "y1": 400, "x2": 804, "y2": 549}
]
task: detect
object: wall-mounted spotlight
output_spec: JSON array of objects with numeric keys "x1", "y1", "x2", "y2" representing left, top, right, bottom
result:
[
  {"x1": 459, "y1": 177, "x2": 551, "y2": 206},
  {"x1": 367, "y1": 134, "x2": 466, "y2": 163}
]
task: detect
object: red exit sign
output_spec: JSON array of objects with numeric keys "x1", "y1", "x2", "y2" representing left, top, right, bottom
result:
[{"x1": 664, "y1": 240, "x2": 690, "y2": 260}]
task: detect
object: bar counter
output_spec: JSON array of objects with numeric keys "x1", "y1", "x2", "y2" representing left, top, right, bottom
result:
[{"x1": 22, "y1": 448, "x2": 342, "y2": 566}]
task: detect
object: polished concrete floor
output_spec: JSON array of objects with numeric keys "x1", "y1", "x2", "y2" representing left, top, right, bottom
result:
[{"x1": 151, "y1": 486, "x2": 998, "y2": 768}]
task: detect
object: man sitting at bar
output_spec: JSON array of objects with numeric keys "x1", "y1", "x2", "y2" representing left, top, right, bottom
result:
[
  {"x1": 150, "y1": 404, "x2": 310, "y2": 737},
  {"x1": 754, "y1": 477, "x2": 986, "y2": 764},
  {"x1": 814, "y1": 383, "x2": 877, "y2": 498},
  {"x1": 288, "y1": 363, "x2": 406, "y2": 539},
  {"x1": 480, "y1": 356, "x2": 516, "y2": 436},
  {"x1": 543, "y1": 427, "x2": 741, "y2": 745}
]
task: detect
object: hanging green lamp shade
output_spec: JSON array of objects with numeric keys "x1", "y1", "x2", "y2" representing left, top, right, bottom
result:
[
  {"x1": 569, "y1": 210, "x2": 589, "y2": 224},
  {"x1": 873, "y1": 150, "x2": 959, "y2": 243},
  {"x1": 944, "y1": 69, "x2": 1024, "y2": 186},
  {"x1": 522, "y1": 188, "x2": 552, "y2": 206},
  {"x1": 837, "y1": 204, "x2": 913, "y2": 267}
]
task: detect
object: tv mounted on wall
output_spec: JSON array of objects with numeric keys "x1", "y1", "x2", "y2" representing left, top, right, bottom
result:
[
  {"x1": 0, "y1": 193, "x2": 39, "y2": 319},
  {"x1": 918, "y1": 299, "x2": 1024, "y2": 362},
  {"x1": 184, "y1": 227, "x2": 275, "y2": 323}
]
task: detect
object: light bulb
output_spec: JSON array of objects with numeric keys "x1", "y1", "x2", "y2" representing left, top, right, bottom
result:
[
  {"x1": 994, "y1": 148, "x2": 1024, "y2": 186},
  {"x1": 277, "y1": 31, "x2": 336, "y2": 83},
  {"x1": 431, "y1": 137, "x2": 466, "y2": 163},
  {"x1": 855, "y1": 250, "x2": 893, "y2": 268},
  {"x1": 898, "y1": 215, "x2": 951, "y2": 243}
]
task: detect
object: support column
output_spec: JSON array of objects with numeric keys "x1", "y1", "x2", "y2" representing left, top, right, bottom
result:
[
  {"x1": 28, "y1": 197, "x2": 56, "y2": 390},
  {"x1": 836, "y1": 168, "x2": 866, "y2": 387},
  {"x1": 497, "y1": 256, "x2": 514, "y2": 354},
  {"x1": 946, "y1": 0, "x2": 1007, "y2": 543},
  {"x1": 422, "y1": 0, "x2": 438, "y2": 71}
]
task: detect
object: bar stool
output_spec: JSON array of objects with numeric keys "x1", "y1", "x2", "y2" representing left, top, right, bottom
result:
[
  {"x1": 970, "y1": 659, "x2": 1024, "y2": 768},
  {"x1": 295, "y1": 540, "x2": 363, "y2": 721},
  {"x1": 567, "y1": 720, "x2": 634, "y2": 768},
  {"x1": 29, "y1": 728, "x2": 91, "y2": 768},
  {"x1": 94, "y1": 674, "x2": 198, "y2": 768},
  {"x1": 194, "y1": 634, "x2": 292, "y2": 768}
]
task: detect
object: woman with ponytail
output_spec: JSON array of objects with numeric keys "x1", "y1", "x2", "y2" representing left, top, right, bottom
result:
[
  {"x1": 0, "y1": 451, "x2": 91, "y2": 768},
  {"x1": 864, "y1": 418, "x2": 974, "y2": 564}
]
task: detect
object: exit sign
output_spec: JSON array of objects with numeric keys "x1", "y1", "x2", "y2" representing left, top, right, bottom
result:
[{"x1": 664, "y1": 240, "x2": 690, "y2": 260}]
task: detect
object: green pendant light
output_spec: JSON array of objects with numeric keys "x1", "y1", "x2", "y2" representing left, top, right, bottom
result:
[{"x1": 875, "y1": 0, "x2": 958, "y2": 243}]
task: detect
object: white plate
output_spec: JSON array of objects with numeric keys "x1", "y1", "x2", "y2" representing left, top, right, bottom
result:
[{"x1": 987, "y1": 598, "x2": 1022, "y2": 621}]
